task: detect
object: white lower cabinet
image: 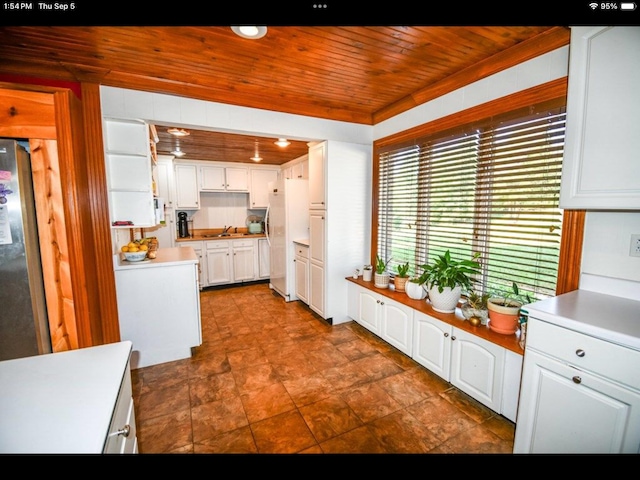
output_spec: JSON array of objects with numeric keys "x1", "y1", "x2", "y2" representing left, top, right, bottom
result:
[
  {"x1": 348, "y1": 281, "x2": 521, "y2": 421},
  {"x1": 258, "y1": 238, "x2": 270, "y2": 279},
  {"x1": 206, "y1": 240, "x2": 232, "y2": 285},
  {"x1": 179, "y1": 241, "x2": 205, "y2": 288},
  {"x1": 353, "y1": 285, "x2": 413, "y2": 356},
  {"x1": 413, "y1": 311, "x2": 506, "y2": 415},
  {"x1": 231, "y1": 239, "x2": 255, "y2": 282},
  {"x1": 294, "y1": 243, "x2": 309, "y2": 305},
  {"x1": 104, "y1": 358, "x2": 137, "y2": 453},
  {"x1": 514, "y1": 316, "x2": 640, "y2": 453}
]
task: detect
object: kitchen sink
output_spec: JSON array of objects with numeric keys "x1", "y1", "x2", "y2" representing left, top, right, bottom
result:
[{"x1": 202, "y1": 233, "x2": 249, "y2": 238}]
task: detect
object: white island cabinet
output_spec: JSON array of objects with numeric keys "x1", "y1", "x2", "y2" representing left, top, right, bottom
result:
[
  {"x1": 0, "y1": 341, "x2": 137, "y2": 454},
  {"x1": 514, "y1": 290, "x2": 640, "y2": 454},
  {"x1": 114, "y1": 247, "x2": 201, "y2": 369}
]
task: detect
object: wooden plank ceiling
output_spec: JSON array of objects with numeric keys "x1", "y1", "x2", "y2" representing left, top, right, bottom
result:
[{"x1": 0, "y1": 26, "x2": 569, "y2": 164}]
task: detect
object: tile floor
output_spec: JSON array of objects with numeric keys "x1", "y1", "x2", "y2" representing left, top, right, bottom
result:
[{"x1": 131, "y1": 282, "x2": 516, "y2": 454}]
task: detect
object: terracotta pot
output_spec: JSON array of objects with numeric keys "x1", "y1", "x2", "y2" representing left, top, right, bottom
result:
[
  {"x1": 428, "y1": 285, "x2": 462, "y2": 314},
  {"x1": 487, "y1": 298, "x2": 521, "y2": 335},
  {"x1": 394, "y1": 276, "x2": 409, "y2": 292}
]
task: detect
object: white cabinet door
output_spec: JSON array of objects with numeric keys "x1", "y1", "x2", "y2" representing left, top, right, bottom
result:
[
  {"x1": 560, "y1": 26, "x2": 640, "y2": 209},
  {"x1": 514, "y1": 349, "x2": 640, "y2": 454},
  {"x1": 155, "y1": 156, "x2": 175, "y2": 209},
  {"x1": 380, "y1": 297, "x2": 413, "y2": 356},
  {"x1": 308, "y1": 141, "x2": 326, "y2": 209},
  {"x1": 450, "y1": 327, "x2": 504, "y2": 413},
  {"x1": 412, "y1": 311, "x2": 452, "y2": 380},
  {"x1": 174, "y1": 164, "x2": 199, "y2": 209},
  {"x1": 250, "y1": 168, "x2": 278, "y2": 208},
  {"x1": 200, "y1": 165, "x2": 226, "y2": 191},
  {"x1": 206, "y1": 241, "x2": 232, "y2": 285},
  {"x1": 226, "y1": 167, "x2": 249, "y2": 191},
  {"x1": 232, "y1": 242, "x2": 254, "y2": 281},
  {"x1": 258, "y1": 238, "x2": 270, "y2": 279},
  {"x1": 357, "y1": 288, "x2": 380, "y2": 335},
  {"x1": 294, "y1": 254, "x2": 309, "y2": 304},
  {"x1": 309, "y1": 261, "x2": 324, "y2": 317},
  {"x1": 309, "y1": 211, "x2": 325, "y2": 265}
]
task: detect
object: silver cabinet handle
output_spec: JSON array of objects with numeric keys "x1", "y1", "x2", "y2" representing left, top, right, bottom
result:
[
  {"x1": 444, "y1": 332, "x2": 449, "y2": 338},
  {"x1": 576, "y1": 349, "x2": 585, "y2": 357},
  {"x1": 451, "y1": 335, "x2": 456, "y2": 341},
  {"x1": 572, "y1": 376, "x2": 582, "y2": 384},
  {"x1": 114, "y1": 425, "x2": 131, "y2": 438}
]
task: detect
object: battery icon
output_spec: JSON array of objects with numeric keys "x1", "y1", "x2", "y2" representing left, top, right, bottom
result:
[{"x1": 621, "y1": 2, "x2": 637, "y2": 9}]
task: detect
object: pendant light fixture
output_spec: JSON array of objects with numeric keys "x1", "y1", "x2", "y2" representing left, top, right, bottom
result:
[
  {"x1": 171, "y1": 140, "x2": 185, "y2": 157},
  {"x1": 274, "y1": 138, "x2": 290, "y2": 147},
  {"x1": 250, "y1": 140, "x2": 262, "y2": 162}
]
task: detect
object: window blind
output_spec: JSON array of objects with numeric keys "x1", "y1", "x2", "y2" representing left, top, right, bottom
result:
[{"x1": 378, "y1": 106, "x2": 566, "y2": 301}]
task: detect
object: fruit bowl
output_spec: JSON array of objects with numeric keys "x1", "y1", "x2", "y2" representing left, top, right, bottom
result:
[{"x1": 122, "y1": 250, "x2": 148, "y2": 262}]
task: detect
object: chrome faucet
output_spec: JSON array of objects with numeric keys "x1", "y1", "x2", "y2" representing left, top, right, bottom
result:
[{"x1": 223, "y1": 225, "x2": 232, "y2": 233}]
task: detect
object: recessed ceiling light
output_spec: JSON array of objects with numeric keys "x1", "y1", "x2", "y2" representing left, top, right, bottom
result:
[
  {"x1": 231, "y1": 26, "x2": 267, "y2": 39},
  {"x1": 274, "y1": 138, "x2": 290, "y2": 147},
  {"x1": 167, "y1": 128, "x2": 190, "y2": 137}
]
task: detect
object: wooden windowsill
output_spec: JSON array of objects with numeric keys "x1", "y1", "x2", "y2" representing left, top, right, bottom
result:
[{"x1": 346, "y1": 276, "x2": 523, "y2": 355}]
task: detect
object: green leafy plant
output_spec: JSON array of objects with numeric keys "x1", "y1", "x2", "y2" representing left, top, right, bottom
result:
[
  {"x1": 396, "y1": 262, "x2": 410, "y2": 278},
  {"x1": 490, "y1": 282, "x2": 533, "y2": 307},
  {"x1": 415, "y1": 250, "x2": 481, "y2": 293},
  {"x1": 375, "y1": 254, "x2": 391, "y2": 274},
  {"x1": 466, "y1": 290, "x2": 490, "y2": 310}
]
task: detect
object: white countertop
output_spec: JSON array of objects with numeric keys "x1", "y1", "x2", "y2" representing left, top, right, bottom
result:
[
  {"x1": 0, "y1": 341, "x2": 133, "y2": 454},
  {"x1": 113, "y1": 246, "x2": 198, "y2": 270},
  {"x1": 524, "y1": 290, "x2": 640, "y2": 351}
]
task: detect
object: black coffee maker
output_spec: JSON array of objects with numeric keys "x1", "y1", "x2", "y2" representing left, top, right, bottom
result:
[{"x1": 177, "y1": 211, "x2": 189, "y2": 238}]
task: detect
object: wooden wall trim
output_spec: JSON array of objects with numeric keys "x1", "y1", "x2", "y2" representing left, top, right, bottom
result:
[
  {"x1": 556, "y1": 210, "x2": 585, "y2": 295},
  {"x1": 29, "y1": 138, "x2": 77, "y2": 352},
  {"x1": 81, "y1": 82, "x2": 121, "y2": 344},
  {"x1": 373, "y1": 27, "x2": 571, "y2": 124}
]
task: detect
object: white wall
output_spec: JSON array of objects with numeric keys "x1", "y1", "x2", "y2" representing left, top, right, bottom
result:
[{"x1": 582, "y1": 212, "x2": 640, "y2": 282}]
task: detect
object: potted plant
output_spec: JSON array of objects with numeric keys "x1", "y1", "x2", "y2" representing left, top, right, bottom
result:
[
  {"x1": 487, "y1": 282, "x2": 532, "y2": 335},
  {"x1": 374, "y1": 254, "x2": 391, "y2": 289},
  {"x1": 416, "y1": 250, "x2": 481, "y2": 313},
  {"x1": 393, "y1": 262, "x2": 410, "y2": 292},
  {"x1": 461, "y1": 290, "x2": 490, "y2": 326},
  {"x1": 405, "y1": 276, "x2": 427, "y2": 300}
]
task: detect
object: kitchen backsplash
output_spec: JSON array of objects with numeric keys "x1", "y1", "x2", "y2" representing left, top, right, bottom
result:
[{"x1": 187, "y1": 192, "x2": 265, "y2": 231}]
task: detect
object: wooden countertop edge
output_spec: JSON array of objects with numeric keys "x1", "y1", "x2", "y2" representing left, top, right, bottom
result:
[
  {"x1": 175, "y1": 233, "x2": 266, "y2": 242},
  {"x1": 346, "y1": 276, "x2": 523, "y2": 355}
]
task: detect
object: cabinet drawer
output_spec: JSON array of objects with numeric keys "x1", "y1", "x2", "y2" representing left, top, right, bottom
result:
[
  {"x1": 104, "y1": 363, "x2": 137, "y2": 454},
  {"x1": 232, "y1": 239, "x2": 254, "y2": 248},
  {"x1": 527, "y1": 318, "x2": 640, "y2": 389},
  {"x1": 205, "y1": 240, "x2": 230, "y2": 250},
  {"x1": 294, "y1": 244, "x2": 309, "y2": 259}
]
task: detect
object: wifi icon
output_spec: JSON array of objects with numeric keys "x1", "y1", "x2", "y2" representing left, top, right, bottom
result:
[{"x1": 589, "y1": 2, "x2": 599, "y2": 8}]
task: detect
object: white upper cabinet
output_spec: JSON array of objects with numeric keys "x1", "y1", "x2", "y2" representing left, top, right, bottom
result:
[
  {"x1": 560, "y1": 26, "x2": 640, "y2": 210},
  {"x1": 104, "y1": 119, "x2": 156, "y2": 227},
  {"x1": 174, "y1": 163, "x2": 199, "y2": 209},
  {"x1": 201, "y1": 165, "x2": 249, "y2": 192},
  {"x1": 249, "y1": 168, "x2": 279, "y2": 209},
  {"x1": 308, "y1": 142, "x2": 326, "y2": 209}
]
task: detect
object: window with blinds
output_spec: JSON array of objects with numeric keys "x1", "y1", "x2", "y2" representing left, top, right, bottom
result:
[{"x1": 377, "y1": 105, "x2": 566, "y2": 301}]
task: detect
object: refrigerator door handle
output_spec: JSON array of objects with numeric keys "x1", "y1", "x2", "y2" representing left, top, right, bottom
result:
[{"x1": 265, "y1": 204, "x2": 271, "y2": 247}]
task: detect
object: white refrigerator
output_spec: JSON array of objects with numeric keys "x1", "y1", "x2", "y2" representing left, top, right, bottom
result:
[{"x1": 266, "y1": 178, "x2": 309, "y2": 301}]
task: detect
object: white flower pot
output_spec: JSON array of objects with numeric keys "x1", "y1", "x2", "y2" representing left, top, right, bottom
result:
[
  {"x1": 428, "y1": 285, "x2": 462, "y2": 313},
  {"x1": 374, "y1": 272, "x2": 390, "y2": 289},
  {"x1": 405, "y1": 280, "x2": 427, "y2": 300}
]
